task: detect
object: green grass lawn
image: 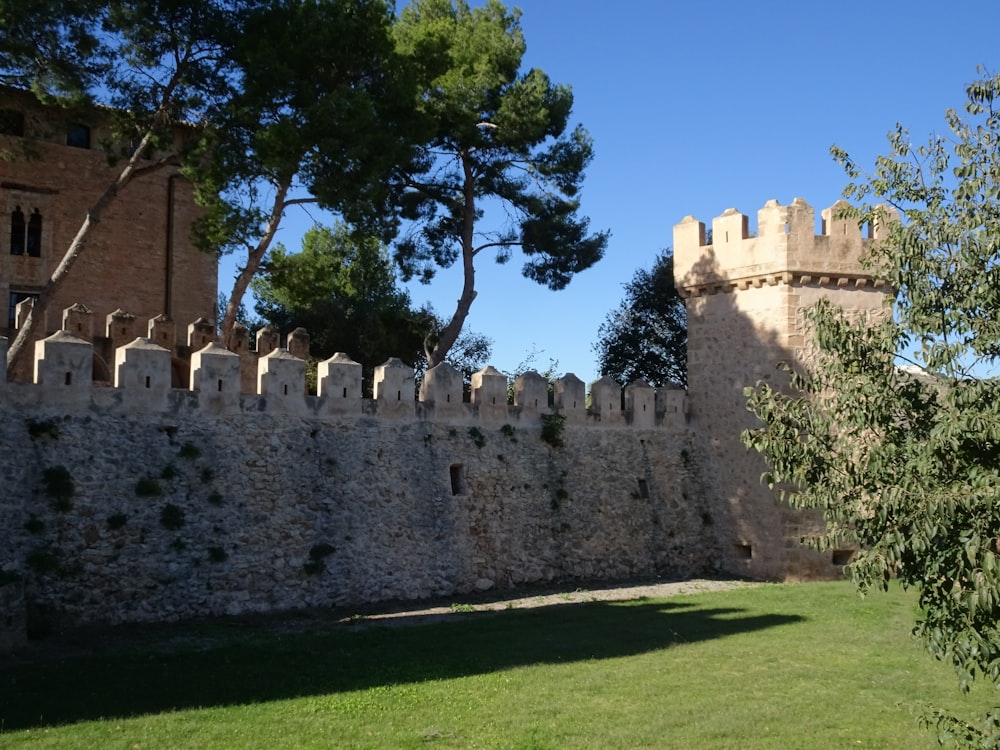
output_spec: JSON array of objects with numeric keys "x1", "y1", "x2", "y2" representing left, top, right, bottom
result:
[{"x1": 0, "y1": 580, "x2": 995, "y2": 749}]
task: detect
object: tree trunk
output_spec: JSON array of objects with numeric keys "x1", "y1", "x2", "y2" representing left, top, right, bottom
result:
[
  {"x1": 426, "y1": 152, "x2": 478, "y2": 368},
  {"x1": 5, "y1": 133, "x2": 172, "y2": 378},
  {"x1": 218, "y1": 175, "x2": 292, "y2": 351}
]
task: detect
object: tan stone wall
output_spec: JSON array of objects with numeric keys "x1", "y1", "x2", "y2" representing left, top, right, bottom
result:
[
  {"x1": 674, "y1": 198, "x2": 892, "y2": 580},
  {"x1": 0, "y1": 89, "x2": 217, "y2": 376}
]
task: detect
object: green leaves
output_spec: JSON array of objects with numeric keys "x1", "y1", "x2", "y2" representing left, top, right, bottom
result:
[
  {"x1": 392, "y1": 0, "x2": 608, "y2": 365},
  {"x1": 594, "y1": 250, "x2": 687, "y2": 388},
  {"x1": 756, "y1": 68, "x2": 1000, "y2": 748}
]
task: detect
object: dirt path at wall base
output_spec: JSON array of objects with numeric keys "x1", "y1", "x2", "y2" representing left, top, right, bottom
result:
[{"x1": 5, "y1": 578, "x2": 760, "y2": 665}]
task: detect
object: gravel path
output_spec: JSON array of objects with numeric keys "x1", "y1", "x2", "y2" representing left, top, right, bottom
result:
[{"x1": 4, "y1": 578, "x2": 759, "y2": 664}]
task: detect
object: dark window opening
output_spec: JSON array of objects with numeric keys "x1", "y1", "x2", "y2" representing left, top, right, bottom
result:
[
  {"x1": 66, "y1": 123, "x2": 90, "y2": 149},
  {"x1": 26, "y1": 209, "x2": 41, "y2": 256},
  {"x1": 450, "y1": 464, "x2": 467, "y2": 496},
  {"x1": 734, "y1": 543, "x2": 752, "y2": 560},
  {"x1": 637, "y1": 478, "x2": 649, "y2": 499},
  {"x1": 832, "y1": 549, "x2": 854, "y2": 566},
  {"x1": 0, "y1": 109, "x2": 24, "y2": 136},
  {"x1": 342, "y1": 387, "x2": 347, "y2": 398},
  {"x1": 64, "y1": 372, "x2": 72, "y2": 386},
  {"x1": 217, "y1": 379, "x2": 223, "y2": 392},
  {"x1": 10, "y1": 207, "x2": 24, "y2": 255},
  {"x1": 282, "y1": 384, "x2": 288, "y2": 396},
  {"x1": 144, "y1": 376, "x2": 151, "y2": 388}
]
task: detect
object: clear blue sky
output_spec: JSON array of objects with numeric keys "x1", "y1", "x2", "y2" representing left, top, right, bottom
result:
[{"x1": 222, "y1": 0, "x2": 1000, "y2": 385}]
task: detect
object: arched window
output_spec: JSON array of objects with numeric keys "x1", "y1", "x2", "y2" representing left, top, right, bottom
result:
[
  {"x1": 10, "y1": 207, "x2": 25, "y2": 255},
  {"x1": 26, "y1": 209, "x2": 41, "y2": 257}
]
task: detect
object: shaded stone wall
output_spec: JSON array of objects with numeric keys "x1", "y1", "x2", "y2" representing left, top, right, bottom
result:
[{"x1": 0, "y1": 390, "x2": 714, "y2": 628}]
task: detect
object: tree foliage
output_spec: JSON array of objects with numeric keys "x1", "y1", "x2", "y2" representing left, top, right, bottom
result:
[
  {"x1": 252, "y1": 224, "x2": 433, "y2": 374},
  {"x1": 1, "y1": 0, "x2": 242, "y2": 374},
  {"x1": 594, "y1": 250, "x2": 687, "y2": 387},
  {"x1": 392, "y1": 0, "x2": 608, "y2": 367},
  {"x1": 251, "y1": 224, "x2": 492, "y2": 391},
  {"x1": 743, "y1": 68, "x2": 1000, "y2": 748},
  {"x1": 202, "y1": 0, "x2": 421, "y2": 350}
]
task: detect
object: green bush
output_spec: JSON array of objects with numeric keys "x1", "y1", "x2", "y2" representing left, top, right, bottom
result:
[
  {"x1": 540, "y1": 414, "x2": 565, "y2": 448},
  {"x1": 42, "y1": 466, "x2": 74, "y2": 511},
  {"x1": 159, "y1": 504, "x2": 185, "y2": 531}
]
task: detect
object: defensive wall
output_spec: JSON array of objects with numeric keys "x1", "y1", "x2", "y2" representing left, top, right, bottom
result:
[{"x1": 0, "y1": 197, "x2": 890, "y2": 650}]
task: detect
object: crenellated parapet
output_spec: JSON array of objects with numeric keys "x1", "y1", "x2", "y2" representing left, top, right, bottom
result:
[
  {"x1": 673, "y1": 198, "x2": 898, "y2": 298},
  {"x1": 1, "y1": 304, "x2": 687, "y2": 429}
]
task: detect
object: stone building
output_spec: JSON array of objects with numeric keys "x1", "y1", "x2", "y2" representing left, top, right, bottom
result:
[
  {"x1": 674, "y1": 197, "x2": 892, "y2": 579},
  {"x1": 0, "y1": 86, "x2": 217, "y2": 381}
]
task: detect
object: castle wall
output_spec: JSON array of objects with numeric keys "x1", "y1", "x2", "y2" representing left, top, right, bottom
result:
[{"x1": 0, "y1": 335, "x2": 724, "y2": 629}]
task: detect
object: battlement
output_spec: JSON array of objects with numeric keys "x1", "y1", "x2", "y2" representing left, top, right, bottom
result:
[
  {"x1": 2, "y1": 306, "x2": 687, "y2": 428},
  {"x1": 673, "y1": 198, "x2": 897, "y2": 297}
]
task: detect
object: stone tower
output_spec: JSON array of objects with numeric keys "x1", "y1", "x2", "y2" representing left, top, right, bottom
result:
[{"x1": 673, "y1": 197, "x2": 891, "y2": 579}]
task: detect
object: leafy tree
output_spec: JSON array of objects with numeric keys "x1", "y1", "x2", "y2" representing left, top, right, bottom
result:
[
  {"x1": 0, "y1": 0, "x2": 102, "y2": 97},
  {"x1": 204, "y1": 0, "x2": 421, "y2": 351},
  {"x1": 1, "y1": 0, "x2": 241, "y2": 375},
  {"x1": 594, "y1": 250, "x2": 687, "y2": 387},
  {"x1": 253, "y1": 224, "x2": 432, "y2": 372},
  {"x1": 743, "y1": 68, "x2": 1000, "y2": 748},
  {"x1": 392, "y1": 0, "x2": 609, "y2": 367},
  {"x1": 251, "y1": 223, "x2": 491, "y2": 391}
]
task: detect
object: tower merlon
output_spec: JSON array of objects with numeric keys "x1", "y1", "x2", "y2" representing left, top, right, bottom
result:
[{"x1": 673, "y1": 198, "x2": 898, "y2": 297}]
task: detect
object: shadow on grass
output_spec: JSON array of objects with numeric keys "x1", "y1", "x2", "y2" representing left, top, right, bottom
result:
[{"x1": 0, "y1": 598, "x2": 802, "y2": 731}]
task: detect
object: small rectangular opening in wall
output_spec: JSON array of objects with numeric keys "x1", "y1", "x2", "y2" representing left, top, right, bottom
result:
[
  {"x1": 217, "y1": 379, "x2": 223, "y2": 392},
  {"x1": 64, "y1": 372, "x2": 72, "y2": 386},
  {"x1": 144, "y1": 375, "x2": 151, "y2": 389},
  {"x1": 734, "y1": 543, "x2": 752, "y2": 560},
  {"x1": 450, "y1": 464, "x2": 467, "y2": 496},
  {"x1": 637, "y1": 478, "x2": 649, "y2": 499},
  {"x1": 342, "y1": 387, "x2": 347, "y2": 398},
  {"x1": 832, "y1": 549, "x2": 854, "y2": 566}
]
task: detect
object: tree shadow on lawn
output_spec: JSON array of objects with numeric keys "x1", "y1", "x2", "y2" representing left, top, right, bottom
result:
[{"x1": 0, "y1": 598, "x2": 803, "y2": 731}]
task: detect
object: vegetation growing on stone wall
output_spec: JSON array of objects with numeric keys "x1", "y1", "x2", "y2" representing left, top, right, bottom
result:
[
  {"x1": 26, "y1": 546, "x2": 61, "y2": 575},
  {"x1": 135, "y1": 477, "x2": 162, "y2": 498},
  {"x1": 160, "y1": 464, "x2": 179, "y2": 481},
  {"x1": 159, "y1": 504, "x2": 186, "y2": 531},
  {"x1": 540, "y1": 414, "x2": 565, "y2": 448},
  {"x1": 207, "y1": 491, "x2": 224, "y2": 507},
  {"x1": 41, "y1": 466, "x2": 74, "y2": 511},
  {"x1": 468, "y1": 427, "x2": 486, "y2": 449},
  {"x1": 106, "y1": 513, "x2": 128, "y2": 531},
  {"x1": 26, "y1": 418, "x2": 59, "y2": 440},
  {"x1": 500, "y1": 424, "x2": 517, "y2": 441},
  {"x1": 23, "y1": 515, "x2": 44, "y2": 534},
  {"x1": 179, "y1": 443, "x2": 201, "y2": 460},
  {"x1": 304, "y1": 543, "x2": 336, "y2": 575},
  {"x1": 207, "y1": 546, "x2": 228, "y2": 563}
]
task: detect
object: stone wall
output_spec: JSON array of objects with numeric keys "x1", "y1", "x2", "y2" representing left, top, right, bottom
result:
[{"x1": 0, "y1": 381, "x2": 712, "y2": 629}]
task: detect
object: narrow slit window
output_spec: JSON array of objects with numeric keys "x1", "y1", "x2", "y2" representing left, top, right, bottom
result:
[
  {"x1": 64, "y1": 372, "x2": 72, "y2": 386},
  {"x1": 10, "y1": 207, "x2": 25, "y2": 255},
  {"x1": 144, "y1": 376, "x2": 151, "y2": 388},
  {"x1": 450, "y1": 464, "x2": 467, "y2": 496},
  {"x1": 217, "y1": 379, "x2": 223, "y2": 392},
  {"x1": 26, "y1": 209, "x2": 41, "y2": 256},
  {"x1": 342, "y1": 387, "x2": 347, "y2": 398},
  {"x1": 637, "y1": 478, "x2": 649, "y2": 499},
  {"x1": 282, "y1": 383, "x2": 288, "y2": 396}
]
